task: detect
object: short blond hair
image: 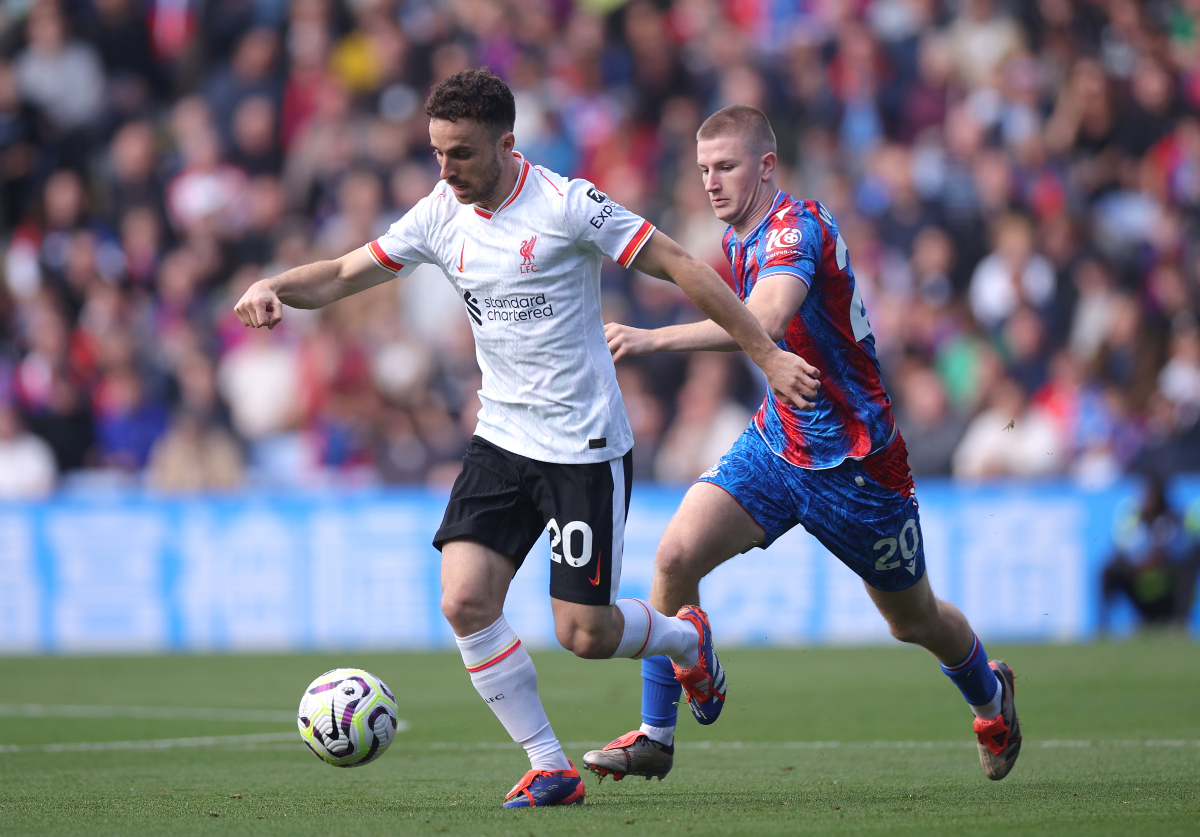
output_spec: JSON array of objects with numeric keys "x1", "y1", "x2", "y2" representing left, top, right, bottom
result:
[{"x1": 697, "y1": 105, "x2": 777, "y2": 157}]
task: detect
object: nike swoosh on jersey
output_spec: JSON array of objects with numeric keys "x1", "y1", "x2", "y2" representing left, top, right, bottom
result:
[
  {"x1": 588, "y1": 552, "x2": 603, "y2": 586},
  {"x1": 457, "y1": 241, "x2": 465, "y2": 272}
]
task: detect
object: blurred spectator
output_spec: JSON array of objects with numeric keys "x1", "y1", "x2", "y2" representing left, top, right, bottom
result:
[
  {"x1": 12, "y1": 300, "x2": 94, "y2": 471},
  {"x1": 216, "y1": 326, "x2": 301, "y2": 443},
  {"x1": 202, "y1": 27, "x2": 282, "y2": 146},
  {"x1": 968, "y1": 214, "x2": 1056, "y2": 331},
  {"x1": 895, "y1": 364, "x2": 965, "y2": 477},
  {"x1": 616, "y1": 364, "x2": 666, "y2": 480},
  {"x1": 106, "y1": 121, "x2": 168, "y2": 229},
  {"x1": 166, "y1": 125, "x2": 248, "y2": 234},
  {"x1": 1068, "y1": 257, "x2": 1118, "y2": 363},
  {"x1": 0, "y1": 61, "x2": 38, "y2": 229},
  {"x1": 1101, "y1": 475, "x2": 1200, "y2": 630},
  {"x1": 83, "y1": 0, "x2": 163, "y2": 116},
  {"x1": 14, "y1": 4, "x2": 104, "y2": 139},
  {"x1": 1001, "y1": 305, "x2": 1049, "y2": 394},
  {"x1": 92, "y1": 365, "x2": 169, "y2": 470},
  {"x1": 953, "y1": 377, "x2": 1061, "y2": 480},
  {"x1": 146, "y1": 409, "x2": 244, "y2": 492},
  {"x1": 898, "y1": 33, "x2": 952, "y2": 143},
  {"x1": 1158, "y1": 325, "x2": 1200, "y2": 429},
  {"x1": 947, "y1": 0, "x2": 1024, "y2": 90},
  {"x1": 230, "y1": 95, "x2": 283, "y2": 176},
  {"x1": 0, "y1": 402, "x2": 56, "y2": 497},
  {"x1": 654, "y1": 354, "x2": 751, "y2": 483}
]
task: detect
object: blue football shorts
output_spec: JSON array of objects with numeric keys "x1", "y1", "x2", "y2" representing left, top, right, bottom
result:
[{"x1": 697, "y1": 425, "x2": 926, "y2": 592}]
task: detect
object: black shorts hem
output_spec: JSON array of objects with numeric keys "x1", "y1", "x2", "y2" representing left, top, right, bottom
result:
[
  {"x1": 547, "y1": 584, "x2": 612, "y2": 607},
  {"x1": 432, "y1": 525, "x2": 527, "y2": 570}
]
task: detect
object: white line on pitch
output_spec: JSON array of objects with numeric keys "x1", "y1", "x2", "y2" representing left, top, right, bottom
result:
[
  {"x1": 0, "y1": 704, "x2": 297, "y2": 723},
  {"x1": 3, "y1": 736, "x2": 1193, "y2": 756},
  {"x1": 0, "y1": 704, "x2": 409, "y2": 732},
  {"x1": 0, "y1": 732, "x2": 299, "y2": 754},
  {"x1": 393, "y1": 739, "x2": 1200, "y2": 751}
]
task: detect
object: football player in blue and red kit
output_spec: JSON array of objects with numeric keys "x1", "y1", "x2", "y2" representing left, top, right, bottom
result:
[{"x1": 584, "y1": 105, "x2": 1021, "y2": 783}]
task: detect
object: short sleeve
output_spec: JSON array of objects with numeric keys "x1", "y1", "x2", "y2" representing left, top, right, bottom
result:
[
  {"x1": 562, "y1": 179, "x2": 655, "y2": 267},
  {"x1": 367, "y1": 192, "x2": 440, "y2": 278},
  {"x1": 758, "y1": 210, "x2": 824, "y2": 288}
]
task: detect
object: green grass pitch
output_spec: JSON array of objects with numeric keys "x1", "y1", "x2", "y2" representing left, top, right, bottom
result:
[{"x1": 1, "y1": 640, "x2": 1198, "y2": 836}]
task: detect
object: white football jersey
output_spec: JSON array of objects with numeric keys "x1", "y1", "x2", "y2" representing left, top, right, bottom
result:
[{"x1": 367, "y1": 152, "x2": 654, "y2": 464}]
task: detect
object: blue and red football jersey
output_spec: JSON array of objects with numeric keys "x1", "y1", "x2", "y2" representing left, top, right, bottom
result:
[{"x1": 723, "y1": 190, "x2": 895, "y2": 469}]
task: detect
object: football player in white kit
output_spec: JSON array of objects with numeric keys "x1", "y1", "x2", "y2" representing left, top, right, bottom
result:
[{"x1": 235, "y1": 69, "x2": 820, "y2": 807}]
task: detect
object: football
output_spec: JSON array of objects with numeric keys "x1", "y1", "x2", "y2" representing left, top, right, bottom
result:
[{"x1": 296, "y1": 668, "x2": 399, "y2": 767}]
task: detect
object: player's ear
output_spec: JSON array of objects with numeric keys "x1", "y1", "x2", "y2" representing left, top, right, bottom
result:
[
  {"x1": 498, "y1": 129, "x2": 516, "y2": 156},
  {"x1": 761, "y1": 151, "x2": 777, "y2": 181}
]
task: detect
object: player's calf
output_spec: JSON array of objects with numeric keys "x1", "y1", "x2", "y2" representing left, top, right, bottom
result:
[{"x1": 553, "y1": 603, "x2": 622, "y2": 659}]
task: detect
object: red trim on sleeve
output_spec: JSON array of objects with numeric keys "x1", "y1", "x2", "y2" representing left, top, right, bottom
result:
[
  {"x1": 368, "y1": 240, "x2": 404, "y2": 273},
  {"x1": 617, "y1": 220, "x2": 654, "y2": 267}
]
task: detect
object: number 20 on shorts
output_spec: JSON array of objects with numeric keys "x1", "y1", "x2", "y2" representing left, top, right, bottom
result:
[
  {"x1": 873, "y1": 519, "x2": 920, "y2": 575},
  {"x1": 547, "y1": 519, "x2": 594, "y2": 567}
]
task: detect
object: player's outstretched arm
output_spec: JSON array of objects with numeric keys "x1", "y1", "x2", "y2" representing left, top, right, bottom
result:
[
  {"x1": 625, "y1": 232, "x2": 820, "y2": 408},
  {"x1": 606, "y1": 274, "x2": 809, "y2": 355},
  {"x1": 234, "y1": 246, "x2": 394, "y2": 329}
]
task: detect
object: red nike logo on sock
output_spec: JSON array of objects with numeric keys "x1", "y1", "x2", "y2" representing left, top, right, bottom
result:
[{"x1": 588, "y1": 552, "x2": 602, "y2": 586}]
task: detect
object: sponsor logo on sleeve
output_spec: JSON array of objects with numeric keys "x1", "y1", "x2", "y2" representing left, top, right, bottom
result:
[
  {"x1": 587, "y1": 187, "x2": 607, "y2": 203},
  {"x1": 589, "y1": 203, "x2": 615, "y2": 228}
]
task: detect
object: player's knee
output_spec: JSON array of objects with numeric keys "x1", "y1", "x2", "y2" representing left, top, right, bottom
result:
[
  {"x1": 655, "y1": 537, "x2": 700, "y2": 583},
  {"x1": 553, "y1": 620, "x2": 614, "y2": 659},
  {"x1": 440, "y1": 591, "x2": 494, "y2": 635},
  {"x1": 887, "y1": 615, "x2": 936, "y2": 646},
  {"x1": 549, "y1": 609, "x2": 614, "y2": 657}
]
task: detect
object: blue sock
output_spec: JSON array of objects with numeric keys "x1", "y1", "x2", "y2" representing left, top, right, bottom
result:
[
  {"x1": 640, "y1": 656, "x2": 681, "y2": 728},
  {"x1": 940, "y1": 634, "x2": 1001, "y2": 706}
]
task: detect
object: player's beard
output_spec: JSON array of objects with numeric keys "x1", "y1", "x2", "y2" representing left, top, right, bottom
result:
[{"x1": 456, "y1": 151, "x2": 504, "y2": 205}]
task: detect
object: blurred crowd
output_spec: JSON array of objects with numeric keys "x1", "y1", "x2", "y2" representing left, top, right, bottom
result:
[{"x1": 2, "y1": 0, "x2": 1200, "y2": 496}]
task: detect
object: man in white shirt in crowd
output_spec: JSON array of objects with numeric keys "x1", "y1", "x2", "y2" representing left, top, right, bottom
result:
[{"x1": 0, "y1": 402, "x2": 56, "y2": 498}]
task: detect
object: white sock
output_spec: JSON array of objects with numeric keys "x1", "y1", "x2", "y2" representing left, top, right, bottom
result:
[
  {"x1": 455, "y1": 616, "x2": 570, "y2": 771},
  {"x1": 639, "y1": 722, "x2": 675, "y2": 747},
  {"x1": 611, "y1": 599, "x2": 700, "y2": 668},
  {"x1": 970, "y1": 671, "x2": 1003, "y2": 720}
]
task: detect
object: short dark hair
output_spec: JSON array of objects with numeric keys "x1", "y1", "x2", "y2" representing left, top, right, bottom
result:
[
  {"x1": 425, "y1": 68, "x2": 515, "y2": 136},
  {"x1": 697, "y1": 105, "x2": 777, "y2": 156}
]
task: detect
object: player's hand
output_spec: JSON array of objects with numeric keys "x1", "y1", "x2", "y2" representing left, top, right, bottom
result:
[
  {"x1": 235, "y1": 279, "x2": 283, "y2": 329},
  {"x1": 764, "y1": 349, "x2": 821, "y2": 410},
  {"x1": 605, "y1": 322, "x2": 658, "y2": 361}
]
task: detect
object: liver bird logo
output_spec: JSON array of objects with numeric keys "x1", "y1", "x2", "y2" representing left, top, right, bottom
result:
[{"x1": 520, "y1": 235, "x2": 537, "y2": 266}]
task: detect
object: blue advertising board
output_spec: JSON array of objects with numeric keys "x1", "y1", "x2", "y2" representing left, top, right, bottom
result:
[{"x1": 0, "y1": 479, "x2": 1196, "y2": 653}]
